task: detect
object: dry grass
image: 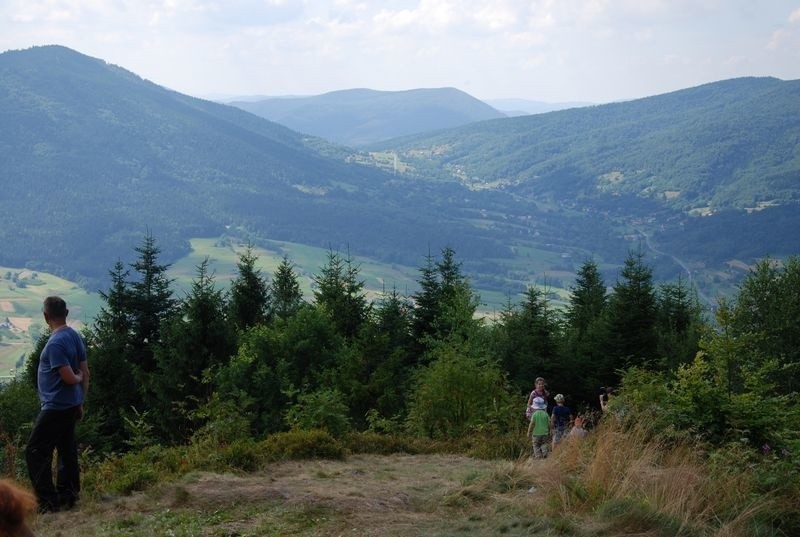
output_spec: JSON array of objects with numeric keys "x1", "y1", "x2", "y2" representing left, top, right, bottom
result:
[
  {"x1": 31, "y1": 454, "x2": 555, "y2": 537},
  {"x1": 535, "y1": 417, "x2": 774, "y2": 536},
  {"x1": 25, "y1": 422, "x2": 783, "y2": 536}
]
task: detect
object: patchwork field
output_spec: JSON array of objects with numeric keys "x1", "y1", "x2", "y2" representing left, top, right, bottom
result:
[{"x1": 0, "y1": 267, "x2": 100, "y2": 378}]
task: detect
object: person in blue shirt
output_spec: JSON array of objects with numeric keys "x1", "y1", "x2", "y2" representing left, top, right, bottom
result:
[
  {"x1": 25, "y1": 296, "x2": 89, "y2": 513},
  {"x1": 550, "y1": 393, "x2": 572, "y2": 448}
]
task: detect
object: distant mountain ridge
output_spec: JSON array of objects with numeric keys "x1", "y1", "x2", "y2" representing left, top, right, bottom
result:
[
  {"x1": 377, "y1": 76, "x2": 800, "y2": 212},
  {"x1": 230, "y1": 88, "x2": 505, "y2": 147},
  {"x1": 0, "y1": 46, "x2": 510, "y2": 287},
  {"x1": 2, "y1": 45, "x2": 798, "y2": 301},
  {"x1": 484, "y1": 98, "x2": 594, "y2": 116}
]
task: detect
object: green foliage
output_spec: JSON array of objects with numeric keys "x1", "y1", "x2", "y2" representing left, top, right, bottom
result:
[
  {"x1": 342, "y1": 431, "x2": 431, "y2": 454},
  {"x1": 494, "y1": 285, "x2": 562, "y2": 393},
  {"x1": 259, "y1": 429, "x2": 345, "y2": 461},
  {"x1": 655, "y1": 275, "x2": 704, "y2": 371},
  {"x1": 406, "y1": 340, "x2": 516, "y2": 438},
  {"x1": 149, "y1": 258, "x2": 236, "y2": 442},
  {"x1": 122, "y1": 407, "x2": 156, "y2": 452},
  {"x1": 189, "y1": 392, "x2": 252, "y2": 448},
  {"x1": 213, "y1": 324, "x2": 289, "y2": 436},
  {"x1": 726, "y1": 256, "x2": 800, "y2": 394},
  {"x1": 604, "y1": 249, "x2": 658, "y2": 374},
  {"x1": 312, "y1": 249, "x2": 369, "y2": 339},
  {"x1": 284, "y1": 388, "x2": 352, "y2": 438},
  {"x1": 269, "y1": 255, "x2": 304, "y2": 320},
  {"x1": 0, "y1": 379, "x2": 38, "y2": 476},
  {"x1": 228, "y1": 244, "x2": 270, "y2": 331}
]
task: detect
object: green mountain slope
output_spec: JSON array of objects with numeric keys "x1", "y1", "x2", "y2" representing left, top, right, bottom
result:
[
  {"x1": 230, "y1": 88, "x2": 505, "y2": 147},
  {"x1": 376, "y1": 77, "x2": 800, "y2": 212},
  {"x1": 0, "y1": 46, "x2": 511, "y2": 287},
  {"x1": 3, "y1": 46, "x2": 798, "y2": 303},
  {"x1": 366, "y1": 77, "x2": 800, "y2": 289}
]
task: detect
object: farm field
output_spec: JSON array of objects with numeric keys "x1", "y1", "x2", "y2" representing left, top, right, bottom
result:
[{"x1": 0, "y1": 267, "x2": 101, "y2": 379}]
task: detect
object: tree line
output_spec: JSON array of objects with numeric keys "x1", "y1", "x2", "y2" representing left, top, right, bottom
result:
[{"x1": 2, "y1": 232, "x2": 797, "y2": 463}]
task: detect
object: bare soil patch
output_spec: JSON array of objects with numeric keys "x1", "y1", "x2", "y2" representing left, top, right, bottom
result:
[{"x1": 0, "y1": 300, "x2": 13, "y2": 312}]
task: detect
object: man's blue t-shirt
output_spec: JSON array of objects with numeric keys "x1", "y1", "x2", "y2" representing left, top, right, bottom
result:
[{"x1": 37, "y1": 326, "x2": 87, "y2": 410}]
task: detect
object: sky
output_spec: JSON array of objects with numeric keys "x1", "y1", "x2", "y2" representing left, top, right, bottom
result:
[{"x1": 1, "y1": 0, "x2": 799, "y2": 103}]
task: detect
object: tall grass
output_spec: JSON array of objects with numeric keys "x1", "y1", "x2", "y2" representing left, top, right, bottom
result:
[{"x1": 533, "y1": 416, "x2": 778, "y2": 536}]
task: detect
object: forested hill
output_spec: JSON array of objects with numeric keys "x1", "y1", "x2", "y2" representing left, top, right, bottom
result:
[
  {"x1": 375, "y1": 77, "x2": 800, "y2": 213},
  {"x1": 0, "y1": 46, "x2": 511, "y2": 287},
  {"x1": 229, "y1": 88, "x2": 505, "y2": 147}
]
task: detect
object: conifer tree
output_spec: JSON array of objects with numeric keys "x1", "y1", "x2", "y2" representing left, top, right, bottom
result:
[
  {"x1": 411, "y1": 251, "x2": 440, "y2": 351},
  {"x1": 84, "y1": 260, "x2": 139, "y2": 452},
  {"x1": 128, "y1": 231, "x2": 177, "y2": 375},
  {"x1": 270, "y1": 255, "x2": 304, "y2": 320},
  {"x1": 727, "y1": 256, "x2": 800, "y2": 394},
  {"x1": 566, "y1": 259, "x2": 606, "y2": 337},
  {"x1": 656, "y1": 275, "x2": 704, "y2": 371},
  {"x1": 312, "y1": 249, "x2": 369, "y2": 339},
  {"x1": 604, "y1": 249, "x2": 658, "y2": 374},
  {"x1": 563, "y1": 259, "x2": 609, "y2": 397},
  {"x1": 412, "y1": 247, "x2": 477, "y2": 354},
  {"x1": 150, "y1": 258, "x2": 236, "y2": 441},
  {"x1": 495, "y1": 286, "x2": 560, "y2": 391},
  {"x1": 228, "y1": 245, "x2": 270, "y2": 331}
]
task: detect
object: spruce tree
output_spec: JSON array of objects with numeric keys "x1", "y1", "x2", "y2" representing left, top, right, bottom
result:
[
  {"x1": 728, "y1": 256, "x2": 800, "y2": 394},
  {"x1": 150, "y1": 258, "x2": 236, "y2": 441},
  {"x1": 604, "y1": 249, "x2": 658, "y2": 374},
  {"x1": 270, "y1": 255, "x2": 304, "y2": 320},
  {"x1": 656, "y1": 275, "x2": 704, "y2": 371},
  {"x1": 84, "y1": 260, "x2": 139, "y2": 452},
  {"x1": 564, "y1": 259, "x2": 609, "y2": 397},
  {"x1": 411, "y1": 251, "x2": 440, "y2": 351},
  {"x1": 496, "y1": 286, "x2": 560, "y2": 392},
  {"x1": 228, "y1": 245, "x2": 270, "y2": 331},
  {"x1": 128, "y1": 231, "x2": 177, "y2": 375},
  {"x1": 312, "y1": 249, "x2": 369, "y2": 339}
]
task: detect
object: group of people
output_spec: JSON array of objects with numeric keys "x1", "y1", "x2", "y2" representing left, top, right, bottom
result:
[{"x1": 525, "y1": 377, "x2": 587, "y2": 459}]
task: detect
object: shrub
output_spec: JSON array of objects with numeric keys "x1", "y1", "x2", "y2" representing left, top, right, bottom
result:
[
  {"x1": 284, "y1": 388, "x2": 351, "y2": 438},
  {"x1": 406, "y1": 341, "x2": 516, "y2": 438},
  {"x1": 259, "y1": 429, "x2": 345, "y2": 461}
]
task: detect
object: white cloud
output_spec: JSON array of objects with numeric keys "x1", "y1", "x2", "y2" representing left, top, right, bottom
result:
[{"x1": 1, "y1": 0, "x2": 799, "y2": 102}]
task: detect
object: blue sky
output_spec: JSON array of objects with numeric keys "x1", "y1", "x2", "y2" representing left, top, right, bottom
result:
[{"x1": 2, "y1": 1, "x2": 799, "y2": 102}]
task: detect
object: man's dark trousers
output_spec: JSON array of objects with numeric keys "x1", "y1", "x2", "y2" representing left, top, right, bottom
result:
[{"x1": 25, "y1": 406, "x2": 80, "y2": 511}]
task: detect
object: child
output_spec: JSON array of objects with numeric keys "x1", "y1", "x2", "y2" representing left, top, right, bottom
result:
[
  {"x1": 569, "y1": 416, "x2": 588, "y2": 439},
  {"x1": 600, "y1": 386, "x2": 614, "y2": 413},
  {"x1": 527, "y1": 396, "x2": 550, "y2": 459},
  {"x1": 550, "y1": 394, "x2": 571, "y2": 447},
  {"x1": 525, "y1": 377, "x2": 550, "y2": 420},
  {"x1": 0, "y1": 479, "x2": 36, "y2": 537}
]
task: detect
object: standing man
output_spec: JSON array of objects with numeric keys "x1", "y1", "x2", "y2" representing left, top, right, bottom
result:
[{"x1": 25, "y1": 296, "x2": 89, "y2": 513}]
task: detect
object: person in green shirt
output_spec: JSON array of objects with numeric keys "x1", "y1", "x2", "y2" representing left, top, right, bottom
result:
[{"x1": 526, "y1": 396, "x2": 550, "y2": 459}]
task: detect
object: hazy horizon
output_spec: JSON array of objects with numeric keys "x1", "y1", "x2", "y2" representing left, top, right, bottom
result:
[{"x1": 2, "y1": 1, "x2": 799, "y2": 104}]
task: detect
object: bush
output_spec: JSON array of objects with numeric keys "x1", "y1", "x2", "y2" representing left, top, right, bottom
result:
[
  {"x1": 406, "y1": 341, "x2": 516, "y2": 438},
  {"x1": 259, "y1": 429, "x2": 345, "y2": 461},
  {"x1": 284, "y1": 388, "x2": 351, "y2": 438}
]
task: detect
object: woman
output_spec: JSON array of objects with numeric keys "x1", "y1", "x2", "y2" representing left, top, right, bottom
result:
[{"x1": 526, "y1": 377, "x2": 550, "y2": 419}]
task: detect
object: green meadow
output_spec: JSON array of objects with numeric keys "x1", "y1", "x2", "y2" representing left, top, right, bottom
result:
[{"x1": 0, "y1": 267, "x2": 102, "y2": 378}]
